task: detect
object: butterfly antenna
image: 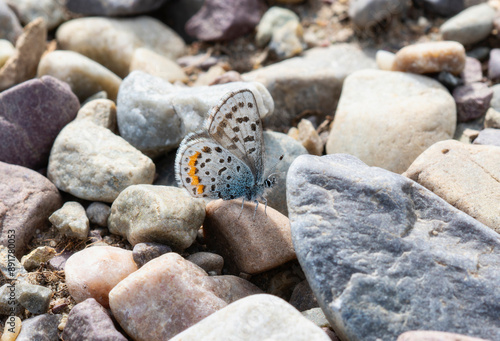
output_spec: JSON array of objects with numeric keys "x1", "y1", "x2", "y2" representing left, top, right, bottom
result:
[{"x1": 238, "y1": 199, "x2": 245, "y2": 220}]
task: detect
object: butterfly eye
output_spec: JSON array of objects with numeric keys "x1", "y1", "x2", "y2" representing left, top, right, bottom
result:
[{"x1": 264, "y1": 179, "x2": 273, "y2": 188}]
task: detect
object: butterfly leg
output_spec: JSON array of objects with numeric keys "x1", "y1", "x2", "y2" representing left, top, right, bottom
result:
[
  {"x1": 237, "y1": 198, "x2": 245, "y2": 220},
  {"x1": 253, "y1": 200, "x2": 259, "y2": 220}
]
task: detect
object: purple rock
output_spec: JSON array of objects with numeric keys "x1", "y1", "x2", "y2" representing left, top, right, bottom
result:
[
  {"x1": 461, "y1": 57, "x2": 482, "y2": 84},
  {"x1": 48, "y1": 251, "x2": 72, "y2": 271},
  {"x1": 0, "y1": 0, "x2": 22, "y2": 43},
  {"x1": 66, "y1": 0, "x2": 168, "y2": 16},
  {"x1": 0, "y1": 76, "x2": 80, "y2": 169},
  {"x1": 62, "y1": 298, "x2": 127, "y2": 341},
  {"x1": 473, "y1": 128, "x2": 500, "y2": 146},
  {"x1": 132, "y1": 242, "x2": 172, "y2": 267},
  {"x1": 453, "y1": 83, "x2": 493, "y2": 122},
  {"x1": 185, "y1": 0, "x2": 266, "y2": 41},
  {"x1": 16, "y1": 314, "x2": 61, "y2": 341},
  {"x1": 488, "y1": 48, "x2": 500, "y2": 80},
  {"x1": 0, "y1": 162, "x2": 62, "y2": 258},
  {"x1": 413, "y1": 0, "x2": 464, "y2": 17}
]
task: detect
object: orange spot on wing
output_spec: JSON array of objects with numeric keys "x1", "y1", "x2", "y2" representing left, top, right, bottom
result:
[{"x1": 187, "y1": 152, "x2": 204, "y2": 194}]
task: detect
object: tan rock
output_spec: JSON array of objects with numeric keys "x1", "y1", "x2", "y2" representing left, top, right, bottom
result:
[
  {"x1": 397, "y1": 330, "x2": 490, "y2": 341},
  {"x1": 130, "y1": 48, "x2": 188, "y2": 83},
  {"x1": 64, "y1": 246, "x2": 138, "y2": 308},
  {"x1": 404, "y1": 140, "x2": 500, "y2": 233},
  {"x1": 0, "y1": 18, "x2": 46, "y2": 91},
  {"x1": 393, "y1": 41, "x2": 466, "y2": 75},
  {"x1": 76, "y1": 99, "x2": 117, "y2": 132},
  {"x1": 0, "y1": 316, "x2": 21, "y2": 341},
  {"x1": 49, "y1": 201, "x2": 89, "y2": 239},
  {"x1": 376, "y1": 50, "x2": 396, "y2": 71},
  {"x1": 0, "y1": 40, "x2": 15, "y2": 68},
  {"x1": 204, "y1": 199, "x2": 296, "y2": 274},
  {"x1": 294, "y1": 119, "x2": 323, "y2": 155},
  {"x1": 20, "y1": 246, "x2": 56, "y2": 271},
  {"x1": 485, "y1": 107, "x2": 500, "y2": 128}
]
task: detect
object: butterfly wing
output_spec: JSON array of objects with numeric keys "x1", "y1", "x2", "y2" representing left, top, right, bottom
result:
[
  {"x1": 205, "y1": 89, "x2": 265, "y2": 183},
  {"x1": 175, "y1": 132, "x2": 255, "y2": 200}
]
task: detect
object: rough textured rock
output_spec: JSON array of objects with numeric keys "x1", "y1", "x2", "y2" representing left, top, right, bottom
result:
[
  {"x1": 452, "y1": 83, "x2": 492, "y2": 122},
  {"x1": 243, "y1": 44, "x2": 377, "y2": 130},
  {"x1": 287, "y1": 153, "x2": 500, "y2": 341},
  {"x1": 0, "y1": 162, "x2": 62, "y2": 258},
  {"x1": 404, "y1": 139, "x2": 500, "y2": 233},
  {"x1": 0, "y1": 76, "x2": 79, "y2": 169},
  {"x1": 15, "y1": 280, "x2": 53, "y2": 314},
  {"x1": 76, "y1": 99, "x2": 117, "y2": 132},
  {"x1": 62, "y1": 298, "x2": 127, "y2": 341},
  {"x1": 64, "y1": 246, "x2": 138, "y2": 308},
  {"x1": 170, "y1": 294, "x2": 330, "y2": 341},
  {"x1": 349, "y1": 0, "x2": 408, "y2": 28},
  {"x1": 49, "y1": 201, "x2": 89, "y2": 239},
  {"x1": 15, "y1": 314, "x2": 61, "y2": 341},
  {"x1": 47, "y1": 120, "x2": 155, "y2": 203},
  {"x1": 109, "y1": 253, "x2": 261, "y2": 340},
  {"x1": 397, "y1": 330, "x2": 490, "y2": 341},
  {"x1": 0, "y1": 1, "x2": 22, "y2": 43},
  {"x1": 484, "y1": 107, "x2": 500, "y2": 128},
  {"x1": 0, "y1": 246, "x2": 26, "y2": 279},
  {"x1": 56, "y1": 16, "x2": 186, "y2": 78},
  {"x1": 256, "y1": 6, "x2": 300, "y2": 47},
  {"x1": 326, "y1": 70, "x2": 456, "y2": 173},
  {"x1": 204, "y1": 199, "x2": 295, "y2": 274},
  {"x1": 108, "y1": 185, "x2": 205, "y2": 250},
  {"x1": 20, "y1": 246, "x2": 56, "y2": 271},
  {"x1": 0, "y1": 284, "x2": 23, "y2": 315},
  {"x1": 66, "y1": 0, "x2": 168, "y2": 16}
]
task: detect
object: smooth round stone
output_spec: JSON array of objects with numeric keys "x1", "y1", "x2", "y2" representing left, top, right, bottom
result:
[
  {"x1": 108, "y1": 185, "x2": 205, "y2": 250},
  {"x1": 66, "y1": 0, "x2": 168, "y2": 16},
  {"x1": 56, "y1": 16, "x2": 186, "y2": 78},
  {"x1": 376, "y1": 50, "x2": 396, "y2": 71},
  {"x1": 1, "y1": 316, "x2": 21, "y2": 341},
  {"x1": 15, "y1": 314, "x2": 61, "y2": 341},
  {"x1": 288, "y1": 119, "x2": 323, "y2": 156},
  {"x1": 132, "y1": 242, "x2": 172, "y2": 267},
  {"x1": 256, "y1": 6, "x2": 300, "y2": 47},
  {"x1": 130, "y1": 48, "x2": 188, "y2": 83},
  {"x1": 413, "y1": 0, "x2": 464, "y2": 17},
  {"x1": 269, "y1": 20, "x2": 304, "y2": 59},
  {"x1": 485, "y1": 108, "x2": 500, "y2": 128},
  {"x1": 109, "y1": 252, "x2": 261, "y2": 340},
  {"x1": 204, "y1": 199, "x2": 295, "y2": 274},
  {"x1": 65, "y1": 246, "x2": 138, "y2": 308},
  {"x1": 473, "y1": 128, "x2": 500, "y2": 146},
  {"x1": 49, "y1": 201, "x2": 90, "y2": 240},
  {"x1": 326, "y1": 70, "x2": 456, "y2": 173},
  {"x1": 0, "y1": 17, "x2": 46, "y2": 91},
  {"x1": 76, "y1": 99, "x2": 117, "y2": 132},
  {"x1": 186, "y1": 252, "x2": 224, "y2": 275},
  {"x1": 85, "y1": 202, "x2": 111, "y2": 227},
  {"x1": 6, "y1": 0, "x2": 69, "y2": 30},
  {"x1": 404, "y1": 139, "x2": 500, "y2": 233},
  {"x1": 47, "y1": 120, "x2": 155, "y2": 203},
  {"x1": 37, "y1": 50, "x2": 122, "y2": 102},
  {"x1": 467, "y1": 46, "x2": 490, "y2": 61},
  {"x1": 393, "y1": 41, "x2": 466, "y2": 75},
  {"x1": 349, "y1": 0, "x2": 408, "y2": 28},
  {"x1": 15, "y1": 280, "x2": 53, "y2": 314},
  {"x1": 452, "y1": 83, "x2": 492, "y2": 122},
  {"x1": 0, "y1": 2, "x2": 22, "y2": 43},
  {"x1": 0, "y1": 39, "x2": 15, "y2": 68},
  {"x1": 169, "y1": 294, "x2": 330, "y2": 341},
  {"x1": 397, "y1": 331, "x2": 490, "y2": 341},
  {"x1": 440, "y1": 4, "x2": 495, "y2": 45},
  {"x1": 0, "y1": 162, "x2": 62, "y2": 259},
  {"x1": 487, "y1": 48, "x2": 500, "y2": 80},
  {"x1": 20, "y1": 246, "x2": 56, "y2": 271}
]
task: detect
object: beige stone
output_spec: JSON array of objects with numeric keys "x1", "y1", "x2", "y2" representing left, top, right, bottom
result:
[
  {"x1": 0, "y1": 40, "x2": 15, "y2": 68},
  {"x1": 485, "y1": 107, "x2": 500, "y2": 128},
  {"x1": 397, "y1": 330, "x2": 490, "y2": 341},
  {"x1": 294, "y1": 119, "x2": 323, "y2": 155},
  {"x1": 130, "y1": 48, "x2": 188, "y2": 83},
  {"x1": 49, "y1": 201, "x2": 89, "y2": 239},
  {"x1": 20, "y1": 246, "x2": 56, "y2": 271},
  {"x1": 376, "y1": 50, "x2": 396, "y2": 71},
  {"x1": 0, "y1": 316, "x2": 21, "y2": 341},
  {"x1": 204, "y1": 199, "x2": 296, "y2": 274},
  {"x1": 64, "y1": 246, "x2": 138, "y2": 308},
  {"x1": 76, "y1": 99, "x2": 117, "y2": 132},
  {"x1": 404, "y1": 140, "x2": 500, "y2": 233},
  {"x1": 393, "y1": 41, "x2": 466, "y2": 75}
]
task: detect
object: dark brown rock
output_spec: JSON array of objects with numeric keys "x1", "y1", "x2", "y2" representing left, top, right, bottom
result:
[{"x1": 289, "y1": 280, "x2": 319, "y2": 311}]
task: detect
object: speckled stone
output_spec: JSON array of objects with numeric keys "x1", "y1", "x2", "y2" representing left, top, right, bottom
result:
[
  {"x1": 15, "y1": 314, "x2": 61, "y2": 341},
  {"x1": 20, "y1": 246, "x2": 56, "y2": 271},
  {"x1": 49, "y1": 202, "x2": 89, "y2": 239},
  {"x1": 15, "y1": 280, "x2": 53, "y2": 314},
  {"x1": 397, "y1": 331, "x2": 490, "y2": 341},
  {"x1": 453, "y1": 83, "x2": 492, "y2": 122}
]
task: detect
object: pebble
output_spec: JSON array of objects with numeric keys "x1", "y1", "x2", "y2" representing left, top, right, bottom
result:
[
  {"x1": 440, "y1": 3, "x2": 495, "y2": 46},
  {"x1": 242, "y1": 44, "x2": 377, "y2": 130},
  {"x1": 0, "y1": 76, "x2": 80, "y2": 169},
  {"x1": 269, "y1": 20, "x2": 304, "y2": 59},
  {"x1": 453, "y1": 83, "x2": 492, "y2": 122},
  {"x1": 56, "y1": 16, "x2": 186, "y2": 78},
  {"x1": 453, "y1": 118, "x2": 482, "y2": 143},
  {"x1": 186, "y1": 252, "x2": 224, "y2": 275},
  {"x1": 76, "y1": 99, "x2": 117, "y2": 132},
  {"x1": 375, "y1": 50, "x2": 396, "y2": 71},
  {"x1": 185, "y1": 0, "x2": 265, "y2": 41},
  {"x1": 37, "y1": 50, "x2": 122, "y2": 102},
  {"x1": 62, "y1": 298, "x2": 127, "y2": 341},
  {"x1": 5, "y1": 0, "x2": 68, "y2": 30},
  {"x1": 64, "y1": 246, "x2": 138, "y2": 307},
  {"x1": 0, "y1": 246, "x2": 26, "y2": 280},
  {"x1": 0, "y1": 163, "x2": 61, "y2": 258},
  {"x1": 49, "y1": 201, "x2": 90, "y2": 240},
  {"x1": 117, "y1": 71, "x2": 273, "y2": 156},
  {"x1": 460, "y1": 57, "x2": 482, "y2": 83},
  {"x1": 85, "y1": 202, "x2": 111, "y2": 227},
  {"x1": 393, "y1": 41, "x2": 466, "y2": 75},
  {"x1": 256, "y1": 6, "x2": 300, "y2": 47},
  {"x1": 108, "y1": 185, "x2": 205, "y2": 250},
  {"x1": 109, "y1": 252, "x2": 261, "y2": 340},
  {"x1": 489, "y1": 83, "x2": 500, "y2": 111},
  {"x1": 302, "y1": 307, "x2": 330, "y2": 328},
  {"x1": 288, "y1": 119, "x2": 323, "y2": 155},
  {"x1": 0, "y1": 1, "x2": 22, "y2": 43},
  {"x1": 0, "y1": 17, "x2": 46, "y2": 92},
  {"x1": 192, "y1": 65, "x2": 226, "y2": 87},
  {"x1": 437, "y1": 71, "x2": 463, "y2": 90},
  {"x1": 169, "y1": 294, "x2": 330, "y2": 341},
  {"x1": 349, "y1": 0, "x2": 408, "y2": 28},
  {"x1": 487, "y1": 48, "x2": 500, "y2": 80},
  {"x1": 204, "y1": 199, "x2": 295, "y2": 274},
  {"x1": 0, "y1": 316, "x2": 21, "y2": 341},
  {"x1": 0, "y1": 284, "x2": 23, "y2": 315},
  {"x1": 473, "y1": 128, "x2": 500, "y2": 146},
  {"x1": 289, "y1": 280, "x2": 319, "y2": 311},
  {"x1": 15, "y1": 314, "x2": 61, "y2": 341},
  {"x1": 413, "y1": 0, "x2": 464, "y2": 17},
  {"x1": 210, "y1": 70, "x2": 243, "y2": 85},
  {"x1": 484, "y1": 107, "x2": 500, "y2": 128},
  {"x1": 66, "y1": 0, "x2": 168, "y2": 16},
  {"x1": 326, "y1": 69, "x2": 456, "y2": 173},
  {"x1": 20, "y1": 246, "x2": 56, "y2": 271},
  {"x1": 47, "y1": 120, "x2": 155, "y2": 203},
  {"x1": 397, "y1": 331, "x2": 490, "y2": 341},
  {"x1": 0, "y1": 39, "x2": 14, "y2": 68},
  {"x1": 47, "y1": 251, "x2": 72, "y2": 271},
  {"x1": 466, "y1": 46, "x2": 490, "y2": 61},
  {"x1": 15, "y1": 280, "x2": 53, "y2": 314},
  {"x1": 287, "y1": 153, "x2": 500, "y2": 341},
  {"x1": 130, "y1": 47, "x2": 188, "y2": 83},
  {"x1": 132, "y1": 242, "x2": 172, "y2": 267}
]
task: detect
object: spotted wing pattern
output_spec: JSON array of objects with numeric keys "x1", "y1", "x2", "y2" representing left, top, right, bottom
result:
[
  {"x1": 205, "y1": 89, "x2": 265, "y2": 183},
  {"x1": 175, "y1": 132, "x2": 254, "y2": 200}
]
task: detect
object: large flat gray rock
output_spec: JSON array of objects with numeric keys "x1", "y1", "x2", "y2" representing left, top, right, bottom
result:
[{"x1": 287, "y1": 154, "x2": 500, "y2": 341}]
